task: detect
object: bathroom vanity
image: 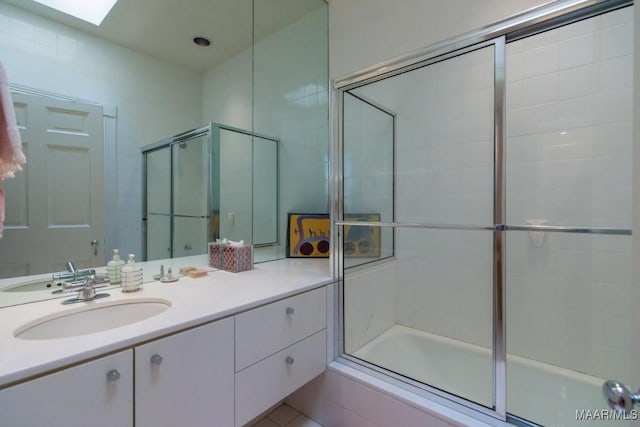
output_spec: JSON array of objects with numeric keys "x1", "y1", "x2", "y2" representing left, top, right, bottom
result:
[{"x1": 0, "y1": 258, "x2": 332, "y2": 427}]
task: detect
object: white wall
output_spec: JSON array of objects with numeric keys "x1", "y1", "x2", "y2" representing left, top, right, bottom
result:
[
  {"x1": 0, "y1": 2, "x2": 203, "y2": 258},
  {"x1": 203, "y1": 5, "x2": 329, "y2": 255},
  {"x1": 202, "y1": 50, "x2": 252, "y2": 130},
  {"x1": 329, "y1": 0, "x2": 551, "y2": 79}
]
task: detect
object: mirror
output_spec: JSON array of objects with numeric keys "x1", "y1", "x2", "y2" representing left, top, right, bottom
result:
[
  {"x1": 0, "y1": 0, "x2": 329, "y2": 307},
  {"x1": 142, "y1": 123, "x2": 279, "y2": 260}
]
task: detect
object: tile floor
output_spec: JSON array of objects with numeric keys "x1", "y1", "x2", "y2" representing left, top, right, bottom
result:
[{"x1": 252, "y1": 403, "x2": 321, "y2": 427}]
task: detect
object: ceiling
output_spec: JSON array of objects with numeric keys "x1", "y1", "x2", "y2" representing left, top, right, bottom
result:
[{"x1": 4, "y1": 0, "x2": 322, "y2": 72}]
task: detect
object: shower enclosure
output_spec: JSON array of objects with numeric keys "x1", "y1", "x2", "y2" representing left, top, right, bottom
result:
[
  {"x1": 335, "y1": 1, "x2": 634, "y2": 425},
  {"x1": 143, "y1": 123, "x2": 278, "y2": 261}
]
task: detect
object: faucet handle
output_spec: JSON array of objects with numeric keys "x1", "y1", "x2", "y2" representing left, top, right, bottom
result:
[
  {"x1": 61, "y1": 275, "x2": 111, "y2": 305},
  {"x1": 61, "y1": 274, "x2": 110, "y2": 293},
  {"x1": 86, "y1": 275, "x2": 111, "y2": 288},
  {"x1": 65, "y1": 261, "x2": 77, "y2": 273}
]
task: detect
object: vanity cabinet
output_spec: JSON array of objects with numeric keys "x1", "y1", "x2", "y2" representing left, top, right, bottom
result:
[
  {"x1": 0, "y1": 285, "x2": 328, "y2": 427},
  {"x1": 235, "y1": 286, "x2": 327, "y2": 426},
  {"x1": 135, "y1": 317, "x2": 234, "y2": 427},
  {"x1": 0, "y1": 349, "x2": 133, "y2": 427}
]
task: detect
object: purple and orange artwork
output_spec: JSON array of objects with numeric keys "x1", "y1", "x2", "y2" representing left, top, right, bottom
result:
[{"x1": 287, "y1": 213, "x2": 330, "y2": 257}]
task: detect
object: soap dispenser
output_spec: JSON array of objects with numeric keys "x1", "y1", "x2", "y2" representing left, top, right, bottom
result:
[
  {"x1": 106, "y1": 249, "x2": 125, "y2": 284},
  {"x1": 121, "y1": 253, "x2": 143, "y2": 292}
]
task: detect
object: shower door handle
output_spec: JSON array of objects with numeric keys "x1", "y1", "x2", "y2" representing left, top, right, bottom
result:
[{"x1": 602, "y1": 380, "x2": 640, "y2": 411}]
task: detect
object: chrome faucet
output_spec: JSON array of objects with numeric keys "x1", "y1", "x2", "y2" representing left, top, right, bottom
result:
[
  {"x1": 65, "y1": 261, "x2": 77, "y2": 274},
  {"x1": 61, "y1": 275, "x2": 111, "y2": 305}
]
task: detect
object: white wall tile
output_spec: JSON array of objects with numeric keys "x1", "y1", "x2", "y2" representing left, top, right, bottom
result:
[
  {"x1": 521, "y1": 103, "x2": 559, "y2": 134},
  {"x1": 558, "y1": 63, "x2": 599, "y2": 100},
  {"x1": 558, "y1": 32, "x2": 599, "y2": 69},
  {"x1": 522, "y1": 73, "x2": 558, "y2": 106},
  {"x1": 600, "y1": 55, "x2": 633, "y2": 91},
  {"x1": 522, "y1": 44, "x2": 559, "y2": 77},
  {"x1": 598, "y1": 89, "x2": 633, "y2": 123},
  {"x1": 600, "y1": 22, "x2": 634, "y2": 59}
]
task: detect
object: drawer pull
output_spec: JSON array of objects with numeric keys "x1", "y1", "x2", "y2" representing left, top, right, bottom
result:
[
  {"x1": 286, "y1": 306, "x2": 295, "y2": 315},
  {"x1": 150, "y1": 354, "x2": 163, "y2": 366},
  {"x1": 106, "y1": 369, "x2": 121, "y2": 382},
  {"x1": 285, "y1": 356, "x2": 295, "y2": 365}
]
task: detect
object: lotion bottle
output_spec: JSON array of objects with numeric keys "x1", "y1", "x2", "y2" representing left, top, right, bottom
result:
[
  {"x1": 121, "y1": 253, "x2": 143, "y2": 292},
  {"x1": 106, "y1": 249, "x2": 125, "y2": 284}
]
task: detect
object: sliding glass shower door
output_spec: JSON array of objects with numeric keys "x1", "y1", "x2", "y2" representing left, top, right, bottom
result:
[
  {"x1": 340, "y1": 42, "x2": 498, "y2": 411},
  {"x1": 337, "y1": 4, "x2": 635, "y2": 425},
  {"x1": 504, "y1": 7, "x2": 634, "y2": 426},
  {"x1": 144, "y1": 127, "x2": 212, "y2": 261}
]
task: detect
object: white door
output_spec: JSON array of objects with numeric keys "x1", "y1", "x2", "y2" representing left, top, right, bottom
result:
[{"x1": 0, "y1": 92, "x2": 104, "y2": 277}]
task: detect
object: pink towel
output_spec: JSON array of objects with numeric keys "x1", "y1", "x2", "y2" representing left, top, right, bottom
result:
[{"x1": 0, "y1": 60, "x2": 27, "y2": 238}]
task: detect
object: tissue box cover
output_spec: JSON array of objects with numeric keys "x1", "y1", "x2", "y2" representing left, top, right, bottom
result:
[
  {"x1": 222, "y1": 245, "x2": 253, "y2": 273},
  {"x1": 208, "y1": 242, "x2": 223, "y2": 268}
]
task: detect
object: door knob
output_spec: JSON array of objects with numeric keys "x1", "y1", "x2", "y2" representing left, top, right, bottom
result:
[
  {"x1": 90, "y1": 239, "x2": 99, "y2": 256},
  {"x1": 602, "y1": 380, "x2": 640, "y2": 411}
]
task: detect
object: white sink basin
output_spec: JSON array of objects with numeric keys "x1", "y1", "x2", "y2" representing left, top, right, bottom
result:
[{"x1": 14, "y1": 298, "x2": 172, "y2": 340}]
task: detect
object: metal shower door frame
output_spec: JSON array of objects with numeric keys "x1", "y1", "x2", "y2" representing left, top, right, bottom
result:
[{"x1": 331, "y1": 0, "x2": 633, "y2": 424}]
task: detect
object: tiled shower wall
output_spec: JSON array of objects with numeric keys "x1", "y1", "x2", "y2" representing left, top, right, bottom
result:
[
  {"x1": 505, "y1": 7, "x2": 633, "y2": 380},
  {"x1": 342, "y1": 5, "x2": 634, "y2": 382}
]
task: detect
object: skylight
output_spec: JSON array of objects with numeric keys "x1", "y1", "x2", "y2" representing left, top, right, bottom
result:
[{"x1": 31, "y1": 0, "x2": 118, "y2": 26}]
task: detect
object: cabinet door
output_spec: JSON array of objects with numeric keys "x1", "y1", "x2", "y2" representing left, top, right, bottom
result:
[
  {"x1": 0, "y1": 349, "x2": 133, "y2": 427},
  {"x1": 135, "y1": 317, "x2": 234, "y2": 427}
]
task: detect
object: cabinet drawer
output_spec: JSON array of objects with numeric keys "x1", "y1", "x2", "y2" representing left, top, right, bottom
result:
[
  {"x1": 235, "y1": 286, "x2": 326, "y2": 371},
  {"x1": 235, "y1": 329, "x2": 326, "y2": 427}
]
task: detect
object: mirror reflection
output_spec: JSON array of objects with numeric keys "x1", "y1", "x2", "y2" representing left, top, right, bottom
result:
[
  {"x1": 143, "y1": 123, "x2": 279, "y2": 261},
  {"x1": 0, "y1": 0, "x2": 328, "y2": 308}
]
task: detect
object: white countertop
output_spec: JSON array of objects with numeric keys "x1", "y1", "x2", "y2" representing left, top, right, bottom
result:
[{"x1": 0, "y1": 258, "x2": 332, "y2": 388}]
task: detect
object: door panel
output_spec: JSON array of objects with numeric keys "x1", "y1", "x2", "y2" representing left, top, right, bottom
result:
[
  {"x1": 342, "y1": 44, "x2": 496, "y2": 410},
  {"x1": 505, "y1": 7, "x2": 634, "y2": 425},
  {"x1": 0, "y1": 92, "x2": 104, "y2": 277}
]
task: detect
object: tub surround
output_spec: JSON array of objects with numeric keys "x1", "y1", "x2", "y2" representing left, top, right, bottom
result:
[{"x1": 0, "y1": 257, "x2": 331, "y2": 388}]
